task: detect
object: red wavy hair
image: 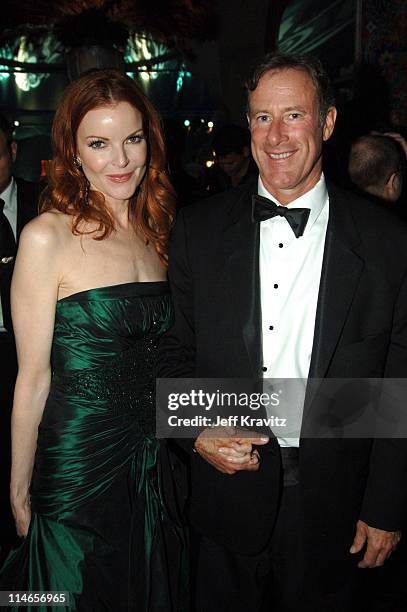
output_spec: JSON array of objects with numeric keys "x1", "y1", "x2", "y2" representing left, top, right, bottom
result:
[{"x1": 40, "y1": 68, "x2": 176, "y2": 263}]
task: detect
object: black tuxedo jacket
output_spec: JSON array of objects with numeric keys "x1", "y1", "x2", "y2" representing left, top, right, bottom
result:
[
  {"x1": 1, "y1": 178, "x2": 39, "y2": 332},
  {"x1": 158, "y1": 178, "x2": 407, "y2": 559}
]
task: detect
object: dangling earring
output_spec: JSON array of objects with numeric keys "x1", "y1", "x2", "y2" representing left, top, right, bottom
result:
[
  {"x1": 84, "y1": 179, "x2": 90, "y2": 206},
  {"x1": 74, "y1": 155, "x2": 82, "y2": 168}
]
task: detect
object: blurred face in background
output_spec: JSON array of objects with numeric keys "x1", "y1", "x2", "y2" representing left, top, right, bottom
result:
[
  {"x1": 76, "y1": 101, "x2": 147, "y2": 208},
  {"x1": 0, "y1": 130, "x2": 17, "y2": 194},
  {"x1": 217, "y1": 148, "x2": 250, "y2": 179}
]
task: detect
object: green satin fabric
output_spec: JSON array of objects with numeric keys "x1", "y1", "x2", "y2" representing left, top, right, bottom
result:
[{"x1": 0, "y1": 282, "x2": 187, "y2": 611}]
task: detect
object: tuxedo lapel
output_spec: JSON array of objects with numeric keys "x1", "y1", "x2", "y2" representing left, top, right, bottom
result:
[
  {"x1": 220, "y1": 181, "x2": 364, "y2": 385},
  {"x1": 222, "y1": 182, "x2": 262, "y2": 378},
  {"x1": 308, "y1": 184, "x2": 364, "y2": 381}
]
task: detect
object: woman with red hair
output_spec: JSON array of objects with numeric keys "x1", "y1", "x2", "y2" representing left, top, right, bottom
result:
[{"x1": 0, "y1": 69, "x2": 186, "y2": 610}]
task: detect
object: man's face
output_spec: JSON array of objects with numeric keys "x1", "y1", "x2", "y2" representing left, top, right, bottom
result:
[
  {"x1": 217, "y1": 150, "x2": 248, "y2": 178},
  {"x1": 0, "y1": 130, "x2": 16, "y2": 194},
  {"x1": 248, "y1": 68, "x2": 336, "y2": 204}
]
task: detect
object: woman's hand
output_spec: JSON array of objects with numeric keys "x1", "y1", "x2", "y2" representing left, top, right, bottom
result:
[{"x1": 11, "y1": 492, "x2": 31, "y2": 537}]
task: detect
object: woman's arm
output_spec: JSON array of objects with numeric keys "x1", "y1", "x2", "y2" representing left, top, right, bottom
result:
[{"x1": 10, "y1": 214, "x2": 61, "y2": 536}]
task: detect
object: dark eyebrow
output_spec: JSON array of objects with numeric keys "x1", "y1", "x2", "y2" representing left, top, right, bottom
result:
[
  {"x1": 85, "y1": 128, "x2": 144, "y2": 140},
  {"x1": 284, "y1": 106, "x2": 307, "y2": 113},
  {"x1": 127, "y1": 129, "x2": 144, "y2": 136},
  {"x1": 249, "y1": 106, "x2": 308, "y2": 117}
]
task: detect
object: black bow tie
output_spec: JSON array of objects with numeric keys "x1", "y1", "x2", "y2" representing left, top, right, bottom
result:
[{"x1": 252, "y1": 194, "x2": 310, "y2": 238}]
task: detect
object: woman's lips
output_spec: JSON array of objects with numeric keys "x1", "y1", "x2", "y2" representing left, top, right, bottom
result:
[{"x1": 106, "y1": 172, "x2": 133, "y2": 183}]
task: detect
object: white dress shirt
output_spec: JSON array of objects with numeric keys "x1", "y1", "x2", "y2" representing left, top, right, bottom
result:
[
  {"x1": 0, "y1": 177, "x2": 17, "y2": 331},
  {"x1": 259, "y1": 175, "x2": 329, "y2": 446},
  {"x1": 1, "y1": 177, "x2": 18, "y2": 238}
]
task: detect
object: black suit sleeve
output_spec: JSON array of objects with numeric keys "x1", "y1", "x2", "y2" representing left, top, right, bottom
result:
[
  {"x1": 158, "y1": 209, "x2": 196, "y2": 378},
  {"x1": 158, "y1": 210, "x2": 197, "y2": 454},
  {"x1": 360, "y1": 268, "x2": 407, "y2": 531}
]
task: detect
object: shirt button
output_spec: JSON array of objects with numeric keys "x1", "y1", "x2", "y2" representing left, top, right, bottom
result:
[
  {"x1": 269, "y1": 325, "x2": 274, "y2": 330},
  {"x1": 262, "y1": 366, "x2": 268, "y2": 372},
  {"x1": 274, "y1": 283, "x2": 278, "y2": 289},
  {"x1": 279, "y1": 243, "x2": 283, "y2": 248}
]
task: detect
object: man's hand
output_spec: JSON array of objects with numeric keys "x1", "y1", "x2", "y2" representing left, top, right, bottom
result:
[
  {"x1": 383, "y1": 132, "x2": 407, "y2": 157},
  {"x1": 194, "y1": 426, "x2": 269, "y2": 475},
  {"x1": 371, "y1": 130, "x2": 407, "y2": 158},
  {"x1": 350, "y1": 519, "x2": 401, "y2": 568}
]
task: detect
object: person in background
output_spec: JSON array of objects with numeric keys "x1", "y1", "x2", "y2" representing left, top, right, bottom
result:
[
  {"x1": 0, "y1": 69, "x2": 186, "y2": 611},
  {"x1": 0, "y1": 112, "x2": 39, "y2": 558},
  {"x1": 206, "y1": 124, "x2": 257, "y2": 194},
  {"x1": 164, "y1": 118, "x2": 207, "y2": 207},
  {"x1": 348, "y1": 133, "x2": 404, "y2": 204}
]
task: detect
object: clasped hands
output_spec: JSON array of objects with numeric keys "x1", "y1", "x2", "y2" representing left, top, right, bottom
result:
[{"x1": 194, "y1": 426, "x2": 269, "y2": 475}]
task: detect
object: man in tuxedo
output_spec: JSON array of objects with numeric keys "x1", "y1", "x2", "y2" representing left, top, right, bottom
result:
[
  {"x1": 0, "y1": 112, "x2": 39, "y2": 556},
  {"x1": 159, "y1": 54, "x2": 407, "y2": 611}
]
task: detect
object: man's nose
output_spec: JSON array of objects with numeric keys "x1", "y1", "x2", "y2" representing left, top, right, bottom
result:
[{"x1": 266, "y1": 119, "x2": 288, "y2": 147}]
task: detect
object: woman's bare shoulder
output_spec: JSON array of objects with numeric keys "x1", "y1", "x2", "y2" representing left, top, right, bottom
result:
[{"x1": 19, "y1": 210, "x2": 73, "y2": 251}]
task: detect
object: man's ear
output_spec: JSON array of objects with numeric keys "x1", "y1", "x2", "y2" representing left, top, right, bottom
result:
[
  {"x1": 10, "y1": 140, "x2": 17, "y2": 163},
  {"x1": 322, "y1": 106, "x2": 337, "y2": 142},
  {"x1": 385, "y1": 170, "x2": 402, "y2": 202}
]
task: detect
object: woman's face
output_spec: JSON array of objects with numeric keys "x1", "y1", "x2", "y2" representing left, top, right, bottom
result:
[{"x1": 76, "y1": 101, "x2": 147, "y2": 208}]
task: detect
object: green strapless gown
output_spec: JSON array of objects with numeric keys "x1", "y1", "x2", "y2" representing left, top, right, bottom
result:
[{"x1": 0, "y1": 282, "x2": 187, "y2": 611}]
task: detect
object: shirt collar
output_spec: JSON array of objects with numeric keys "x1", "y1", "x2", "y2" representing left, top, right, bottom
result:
[
  {"x1": 1, "y1": 176, "x2": 17, "y2": 213},
  {"x1": 257, "y1": 174, "x2": 328, "y2": 235}
]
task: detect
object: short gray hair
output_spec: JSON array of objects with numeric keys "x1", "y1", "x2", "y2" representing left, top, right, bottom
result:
[{"x1": 246, "y1": 52, "x2": 336, "y2": 124}]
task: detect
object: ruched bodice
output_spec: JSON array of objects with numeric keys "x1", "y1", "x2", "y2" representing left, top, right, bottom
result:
[{"x1": 52, "y1": 281, "x2": 172, "y2": 374}]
